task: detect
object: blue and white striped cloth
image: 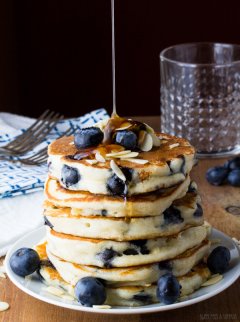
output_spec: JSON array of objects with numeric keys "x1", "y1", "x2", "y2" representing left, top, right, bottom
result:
[{"x1": 0, "y1": 108, "x2": 109, "y2": 199}]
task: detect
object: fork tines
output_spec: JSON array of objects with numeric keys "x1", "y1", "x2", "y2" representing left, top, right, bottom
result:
[
  {"x1": 19, "y1": 127, "x2": 76, "y2": 166},
  {"x1": 1, "y1": 110, "x2": 64, "y2": 156}
]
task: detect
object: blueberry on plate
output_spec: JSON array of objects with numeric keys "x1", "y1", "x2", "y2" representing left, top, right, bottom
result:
[
  {"x1": 74, "y1": 277, "x2": 106, "y2": 307},
  {"x1": 224, "y1": 157, "x2": 240, "y2": 170},
  {"x1": 227, "y1": 169, "x2": 240, "y2": 187},
  {"x1": 107, "y1": 174, "x2": 126, "y2": 196},
  {"x1": 10, "y1": 248, "x2": 40, "y2": 277},
  {"x1": 74, "y1": 127, "x2": 104, "y2": 149},
  {"x1": 206, "y1": 166, "x2": 228, "y2": 186},
  {"x1": 61, "y1": 165, "x2": 80, "y2": 188},
  {"x1": 156, "y1": 273, "x2": 180, "y2": 304},
  {"x1": 114, "y1": 130, "x2": 137, "y2": 150},
  {"x1": 207, "y1": 246, "x2": 231, "y2": 274}
]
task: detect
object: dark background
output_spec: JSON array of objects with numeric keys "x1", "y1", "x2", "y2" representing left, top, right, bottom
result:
[{"x1": 0, "y1": 0, "x2": 240, "y2": 118}]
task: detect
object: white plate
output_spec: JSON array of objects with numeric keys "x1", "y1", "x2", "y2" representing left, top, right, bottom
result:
[{"x1": 5, "y1": 226, "x2": 240, "y2": 315}]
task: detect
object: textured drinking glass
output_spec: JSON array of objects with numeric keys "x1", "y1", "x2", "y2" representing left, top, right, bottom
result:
[{"x1": 160, "y1": 43, "x2": 240, "y2": 157}]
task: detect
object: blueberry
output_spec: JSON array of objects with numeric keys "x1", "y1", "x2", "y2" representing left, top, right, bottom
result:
[
  {"x1": 207, "y1": 246, "x2": 231, "y2": 274},
  {"x1": 224, "y1": 157, "x2": 240, "y2": 170},
  {"x1": 61, "y1": 165, "x2": 80, "y2": 188},
  {"x1": 101, "y1": 209, "x2": 107, "y2": 216},
  {"x1": 133, "y1": 293, "x2": 152, "y2": 304},
  {"x1": 139, "y1": 245, "x2": 149, "y2": 255},
  {"x1": 163, "y1": 206, "x2": 184, "y2": 225},
  {"x1": 123, "y1": 249, "x2": 138, "y2": 255},
  {"x1": 158, "y1": 260, "x2": 172, "y2": 271},
  {"x1": 74, "y1": 277, "x2": 106, "y2": 307},
  {"x1": 193, "y1": 204, "x2": 203, "y2": 217},
  {"x1": 74, "y1": 127, "x2": 104, "y2": 149},
  {"x1": 227, "y1": 169, "x2": 240, "y2": 187},
  {"x1": 10, "y1": 248, "x2": 40, "y2": 277},
  {"x1": 130, "y1": 239, "x2": 147, "y2": 247},
  {"x1": 188, "y1": 181, "x2": 197, "y2": 193},
  {"x1": 206, "y1": 166, "x2": 228, "y2": 186},
  {"x1": 121, "y1": 167, "x2": 133, "y2": 182},
  {"x1": 97, "y1": 248, "x2": 120, "y2": 268},
  {"x1": 107, "y1": 174, "x2": 126, "y2": 196},
  {"x1": 114, "y1": 130, "x2": 137, "y2": 150},
  {"x1": 156, "y1": 273, "x2": 180, "y2": 304},
  {"x1": 129, "y1": 239, "x2": 149, "y2": 254}
]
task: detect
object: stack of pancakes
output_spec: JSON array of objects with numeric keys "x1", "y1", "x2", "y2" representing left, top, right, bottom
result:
[{"x1": 37, "y1": 124, "x2": 211, "y2": 306}]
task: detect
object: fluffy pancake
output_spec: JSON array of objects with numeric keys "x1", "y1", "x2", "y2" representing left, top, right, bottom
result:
[
  {"x1": 46, "y1": 225, "x2": 209, "y2": 267},
  {"x1": 39, "y1": 263, "x2": 211, "y2": 306},
  {"x1": 36, "y1": 240, "x2": 210, "y2": 286},
  {"x1": 44, "y1": 189, "x2": 203, "y2": 240},
  {"x1": 44, "y1": 176, "x2": 190, "y2": 217},
  {"x1": 48, "y1": 132, "x2": 195, "y2": 195}
]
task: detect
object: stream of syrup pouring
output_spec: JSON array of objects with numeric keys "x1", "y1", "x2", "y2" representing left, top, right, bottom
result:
[{"x1": 110, "y1": 0, "x2": 133, "y2": 219}]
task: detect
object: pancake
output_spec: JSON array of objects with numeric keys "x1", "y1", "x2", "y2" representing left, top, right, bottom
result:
[
  {"x1": 39, "y1": 263, "x2": 211, "y2": 306},
  {"x1": 48, "y1": 132, "x2": 195, "y2": 195},
  {"x1": 36, "y1": 240, "x2": 210, "y2": 287},
  {"x1": 44, "y1": 176, "x2": 190, "y2": 217},
  {"x1": 46, "y1": 224, "x2": 209, "y2": 267},
  {"x1": 44, "y1": 190, "x2": 203, "y2": 240}
]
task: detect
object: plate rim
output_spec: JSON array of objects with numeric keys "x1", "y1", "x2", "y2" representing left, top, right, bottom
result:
[{"x1": 5, "y1": 226, "x2": 240, "y2": 315}]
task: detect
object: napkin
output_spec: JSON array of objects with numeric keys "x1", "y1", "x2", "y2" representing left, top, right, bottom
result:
[
  {"x1": 0, "y1": 109, "x2": 109, "y2": 256},
  {"x1": 0, "y1": 109, "x2": 108, "y2": 198}
]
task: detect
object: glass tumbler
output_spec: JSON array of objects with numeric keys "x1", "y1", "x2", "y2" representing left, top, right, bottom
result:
[{"x1": 160, "y1": 43, "x2": 240, "y2": 157}]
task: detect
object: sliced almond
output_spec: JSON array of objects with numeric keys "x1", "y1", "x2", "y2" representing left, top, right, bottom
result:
[
  {"x1": 210, "y1": 273, "x2": 221, "y2": 279},
  {"x1": 115, "y1": 122, "x2": 132, "y2": 131},
  {"x1": 0, "y1": 302, "x2": 9, "y2": 312},
  {"x1": 160, "y1": 139, "x2": 168, "y2": 144},
  {"x1": 150, "y1": 132, "x2": 161, "y2": 147},
  {"x1": 139, "y1": 132, "x2": 153, "y2": 152},
  {"x1": 232, "y1": 237, "x2": 240, "y2": 246},
  {"x1": 93, "y1": 305, "x2": 112, "y2": 309},
  {"x1": 69, "y1": 142, "x2": 74, "y2": 145},
  {"x1": 201, "y1": 274, "x2": 223, "y2": 287},
  {"x1": 106, "y1": 150, "x2": 131, "y2": 157},
  {"x1": 0, "y1": 272, "x2": 6, "y2": 279},
  {"x1": 204, "y1": 221, "x2": 212, "y2": 235},
  {"x1": 85, "y1": 159, "x2": 98, "y2": 165},
  {"x1": 61, "y1": 294, "x2": 75, "y2": 301},
  {"x1": 123, "y1": 158, "x2": 149, "y2": 164},
  {"x1": 0, "y1": 265, "x2": 6, "y2": 273},
  {"x1": 179, "y1": 295, "x2": 189, "y2": 302},
  {"x1": 169, "y1": 143, "x2": 180, "y2": 149},
  {"x1": 144, "y1": 123, "x2": 155, "y2": 134},
  {"x1": 138, "y1": 130, "x2": 147, "y2": 146},
  {"x1": 144, "y1": 124, "x2": 160, "y2": 146},
  {"x1": 110, "y1": 160, "x2": 126, "y2": 181},
  {"x1": 119, "y1": 152, "x2": 139, "y2": 159},
  {"x1": 44, "y1": 286, "x2": 65, "y2": 297},
  {"x1": 95, "y1": 151, "x2": 105, "y2": 163}
]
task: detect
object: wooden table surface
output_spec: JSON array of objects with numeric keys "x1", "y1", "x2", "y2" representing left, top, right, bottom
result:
[{"x1": 0, "y1": 116, "x2": 240, "y2": 322}]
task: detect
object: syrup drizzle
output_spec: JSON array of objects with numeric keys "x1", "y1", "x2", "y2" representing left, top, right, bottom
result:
[{"x1": 111, "y1": 0, "x2": 117, "y2": 116}]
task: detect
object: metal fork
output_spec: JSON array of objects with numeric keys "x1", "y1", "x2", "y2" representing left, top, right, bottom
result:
[
  {"x1": 0, "y1": 110, "x2": 64, "y2": 156},
  {"x1": 18, "y1": 127, "x2": 76, "y2": 165}
]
